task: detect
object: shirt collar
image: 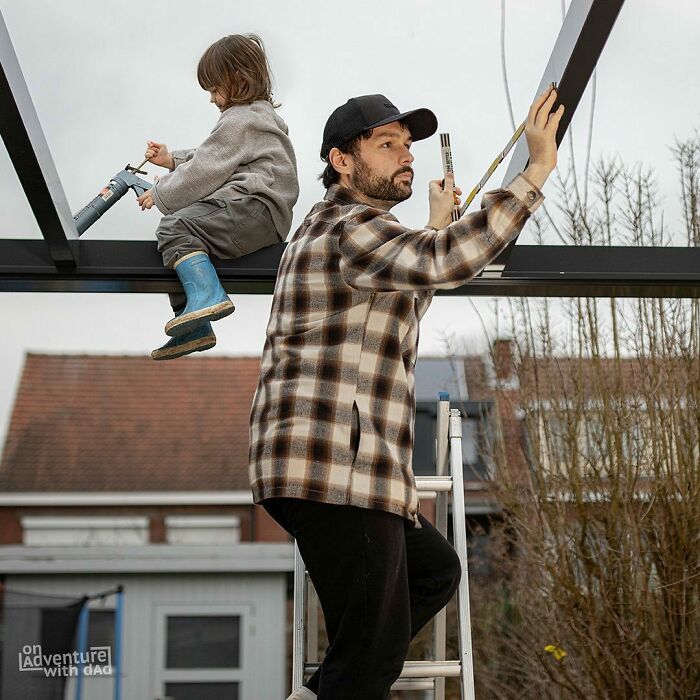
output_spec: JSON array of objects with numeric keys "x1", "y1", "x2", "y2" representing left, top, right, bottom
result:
[
  {"x1": 324, "y1": 184, "x2": 367, "y2": 207},
  {"x1": 323, "y1": 184, "x2": 400, "y2": 213}
]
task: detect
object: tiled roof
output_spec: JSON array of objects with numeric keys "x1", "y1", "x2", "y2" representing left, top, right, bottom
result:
[
  {"x1": 0, "y1": 354, "x2": 262, "y2": 492},
  {"x1": 1, "y1": 353, "x2": 498, "y2": 494}
]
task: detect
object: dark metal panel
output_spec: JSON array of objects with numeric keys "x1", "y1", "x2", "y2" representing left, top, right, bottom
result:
[
  {"x1": 1, "y1": 240, "x2": 698, "y2": 298},
  {"x1": 0, "y1": 9, "x2": 78, "y2": 268},
  {"x1": 0, "y1": 240, "x2": 285, "y2": 294},
  {"x1": 495, "y1": 0, "x2": 626, "y2": 269},
  {"x1": 500, "y1": 0, "x2": 625, "y2": 187}
]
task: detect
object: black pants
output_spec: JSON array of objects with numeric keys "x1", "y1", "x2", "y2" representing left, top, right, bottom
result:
[{"x1": 262, "y1": 497, "x2": 462, "y2": 700}]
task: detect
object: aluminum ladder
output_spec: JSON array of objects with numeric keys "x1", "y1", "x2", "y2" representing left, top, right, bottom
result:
[{"x1": 291, "y1": 393, "x2": 476, "y2": 699}]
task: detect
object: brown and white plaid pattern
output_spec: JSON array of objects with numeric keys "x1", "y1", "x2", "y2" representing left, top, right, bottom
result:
[{"x1": 249, "y1": 174, "x2": 543, "y2": 528}]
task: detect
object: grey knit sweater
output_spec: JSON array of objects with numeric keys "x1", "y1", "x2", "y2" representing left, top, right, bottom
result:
[{"x1": 150, "y1": 100, "x2": 299, "y2": 240}]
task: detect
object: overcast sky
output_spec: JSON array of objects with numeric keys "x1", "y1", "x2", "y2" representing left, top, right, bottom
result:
[{"x1": 1, "y1": 0, "x2": 698, "y2": 447}]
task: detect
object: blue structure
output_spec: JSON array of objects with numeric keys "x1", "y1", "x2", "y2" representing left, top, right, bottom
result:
[{"x1": 113, "y1": 586, "x2": 124, "y2": 700}]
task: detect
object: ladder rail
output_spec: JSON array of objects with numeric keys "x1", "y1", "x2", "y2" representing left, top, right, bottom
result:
[
  {"x1": 450, "y1": 408, "x2": 477, "y2": 700},
  {"x1": 307, "y1": 578, "x2": 319, "y2": 665},
  {"x1": 292, "y1": 544, "x2": 307, "y2": 690},
  {"x1": 433, "y1": 395, "x2": 451, "y2": 700}
]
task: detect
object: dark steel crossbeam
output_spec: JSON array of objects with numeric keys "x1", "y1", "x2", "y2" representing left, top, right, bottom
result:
[
  {"x1": 0, "y1": 240, "x2": 698, "y2": 298},
  {"x1": 497, "y1": 0, "x2": 625, "y2": 262},
  {"x1": 0, "y1": 9, "x2": 79, "y2": 268},
  {"x1": 501, "y1": 0, "x2": 626, "y2": 185},
  {"x1": 2, "y1": 0, "x2": 694, "y2": 300}
]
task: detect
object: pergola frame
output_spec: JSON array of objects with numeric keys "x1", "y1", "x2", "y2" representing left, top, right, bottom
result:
[{"x1": 2, "y1": 0, "x2": 699, "y2": 299}]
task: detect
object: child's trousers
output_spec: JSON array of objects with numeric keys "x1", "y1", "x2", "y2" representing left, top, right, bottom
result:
[
  {"x1": 262, "y1": 496, "x2": 462, "y2": 700},
  {"x1": 155, "y1": 195, "x2": 281, "y2": 309}
]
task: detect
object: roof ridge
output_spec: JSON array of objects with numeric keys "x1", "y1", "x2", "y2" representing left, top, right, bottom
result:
[{"x1": 24, "y1": 352, "x2": 262, "y2": 360}]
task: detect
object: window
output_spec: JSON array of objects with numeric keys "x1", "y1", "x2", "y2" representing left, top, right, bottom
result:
[
  {"x1": 544, "y1": 414, "x2": 571, "y2": 467},
  {"x1": 164, "y1": 516, "x2": 241, "y2": 545},
  {"x1": 462, "y1": 417, "x2": 487, "y2": 480},
  {"x1": 21, "y1": 516, "x2": 149, "y2": 546},
  {"x1": 164, "y1": 682, "x2": 239, "y2": 700},
  {"x1": 541, "y1": 409, "x2": 653, "y2": 478},
  {"x1": 87, "y1": 609, "x2": 115, "y2": 650},
  {"x1": 166, "y1": 616, "x2": 240, "y2": 669},
  {"x1": 581, "y1": 414, "x2": 607, "y2": 464},
  {"x1": 412, "y1": 407, "x2": 438, "y2": 475},
  {"x1": 413, "y1": 400, "x2": 494, "y2": 481},
  {"x1": 157, "y1": 609, "x2": 247, "y2": 700},
  {"x1": 40, "y1": 606, "x2": 114, "y2": 672}
]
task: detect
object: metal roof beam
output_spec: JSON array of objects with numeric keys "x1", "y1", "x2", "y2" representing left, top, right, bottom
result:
[
  {"x1": 497, "y1": 0, "x2": 626, "y2": 264},
  {"x1": 0, "y1": 9, "x2": 79, "y2": 268},
  {"x1": 1, "y1": 240, "x2": 698, "y2": 298},
  {"x1": 501, "y1": 0, "x2": 625, "y2": 186}
]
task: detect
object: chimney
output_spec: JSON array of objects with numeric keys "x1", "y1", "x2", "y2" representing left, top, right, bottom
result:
[{"x1": 492, "y1": 338, "x2": 517, "y2": 385}]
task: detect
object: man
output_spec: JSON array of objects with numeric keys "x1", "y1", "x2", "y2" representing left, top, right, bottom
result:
[{"x1": 249, "y1": 88, "x2": 563, "y2": 699}]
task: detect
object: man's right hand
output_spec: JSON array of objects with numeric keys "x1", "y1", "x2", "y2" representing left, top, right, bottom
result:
[
  {"x1": 522, "y1": 86, "x2": 565, "y2": 189},
  {"x1": 145, "y1": 140, "x2": 174, "y2": 170}
]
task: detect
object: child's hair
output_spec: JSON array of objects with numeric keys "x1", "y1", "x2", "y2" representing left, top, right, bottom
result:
[{"x1": 197, "y1": 34, "x2": 279, "y2": 109}]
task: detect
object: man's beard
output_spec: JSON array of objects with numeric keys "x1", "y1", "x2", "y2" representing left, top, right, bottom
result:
[{"x1": 350, "y1": 157, "x2": 413, "y2": 205}]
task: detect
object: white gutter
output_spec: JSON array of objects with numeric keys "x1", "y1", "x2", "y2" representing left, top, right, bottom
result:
[
  {"x1": 0, "y1": 491, "x2": 254, "y2": 506},
  {"x1": 0, "y1": 543, "x2": 294, "y2": 573}
]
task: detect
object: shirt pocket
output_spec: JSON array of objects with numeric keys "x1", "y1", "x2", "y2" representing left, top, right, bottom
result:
[{"x1": 350, "y1": 400, "x2": 360, "y2": 466}]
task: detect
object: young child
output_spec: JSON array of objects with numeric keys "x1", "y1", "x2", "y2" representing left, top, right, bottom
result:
[{"x1": 138, "y1": 33, "x2": 299, "y2": 360}]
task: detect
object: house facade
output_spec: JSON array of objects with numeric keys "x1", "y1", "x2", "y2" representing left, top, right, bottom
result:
[{"x1": 0, "y1": 351, "x2": 505, "y2": 699}]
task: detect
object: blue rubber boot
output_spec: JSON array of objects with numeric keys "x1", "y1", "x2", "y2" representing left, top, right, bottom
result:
[
  {"x1": 151, "y1": 321, "x2": 216, "y2": 360},
  {"x1": 165, "y1": 251, "x2": 234, "y2": 337}
]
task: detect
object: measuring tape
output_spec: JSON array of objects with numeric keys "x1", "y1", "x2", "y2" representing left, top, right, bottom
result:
[
  {"x1": 459, "y1": 119, "x2": 526, "y2": 215},
  {"x1": 439, "y1": 132, "x2": 461, "y2": 222},
  {"x1": 444, "y1": 81, "x2": 557, "y2": 218}
]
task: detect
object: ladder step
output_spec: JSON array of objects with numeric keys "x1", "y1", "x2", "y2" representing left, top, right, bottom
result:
[
  {"x1": 415, "y1": 475, "x2": 453, "y2": 492},
  {"x1": 391, "y1": 678, "x2": 436, "y2": 691},
  {"x1": 399, "y1": 660, "x2": 462, "y2": 678},
  {"x1": 304, "y1": 659, "x2": 461, "y2": 679}
]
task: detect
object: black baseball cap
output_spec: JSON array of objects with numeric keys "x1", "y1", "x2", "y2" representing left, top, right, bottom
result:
[{"x1": 320, "y1": 94, "x2": 438, "y2": 160}]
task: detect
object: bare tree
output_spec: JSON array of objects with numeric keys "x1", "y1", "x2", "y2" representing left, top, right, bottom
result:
[{"x1": 462, "y1": 135, "x2": 700, "y2": 699}]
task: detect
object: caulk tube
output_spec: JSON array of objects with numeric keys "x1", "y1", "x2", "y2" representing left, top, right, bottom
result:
[
  {"x1": 72, "y1": 169, "x2": 152, "y2": 236},
  {"x1": 72, "y1": 178, "x2": 130, "y2": 235}
]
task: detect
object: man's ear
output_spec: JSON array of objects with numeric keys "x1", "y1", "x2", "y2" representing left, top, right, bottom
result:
[{"x1": 329, "y1": 147, "x2": 352, "y2": 176}]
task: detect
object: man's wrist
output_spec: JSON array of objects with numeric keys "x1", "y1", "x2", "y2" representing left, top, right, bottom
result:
[{"x1": 522, "y1": 163, "x2": 552, "y2": 190}]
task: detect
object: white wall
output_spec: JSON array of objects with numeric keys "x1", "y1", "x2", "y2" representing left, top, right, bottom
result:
[{"x1": 2, "y1": 571, "x2": 287, "y2": 700}]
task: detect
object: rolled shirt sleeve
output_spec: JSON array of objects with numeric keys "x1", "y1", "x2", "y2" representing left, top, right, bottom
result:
[{"x1": 338, "y1": 173, "x2": 543, "y2": 292}]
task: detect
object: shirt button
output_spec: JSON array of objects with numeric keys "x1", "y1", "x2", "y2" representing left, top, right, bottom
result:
[{"x1": 527, "y1": 190, "x2": 536, "y2": 202}]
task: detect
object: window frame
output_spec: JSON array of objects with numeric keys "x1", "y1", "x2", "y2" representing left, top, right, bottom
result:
[{"x1": 152, "y1": 603, "x2": 253, "y2": 698}]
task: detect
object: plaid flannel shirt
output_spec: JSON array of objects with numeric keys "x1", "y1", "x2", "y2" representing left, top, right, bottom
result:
[{"x1": 249, "y1": 174, "x2": 543, "y2": 528}]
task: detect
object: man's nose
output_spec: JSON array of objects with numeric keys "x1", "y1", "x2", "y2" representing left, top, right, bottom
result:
[{"x1": 400, "y1": 147, "x2": 414, "y2": 165}]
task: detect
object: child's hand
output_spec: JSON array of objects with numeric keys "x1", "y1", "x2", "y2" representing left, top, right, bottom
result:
[{"x1": 145, "y1": 140, "x2": 174, "y2": 170}]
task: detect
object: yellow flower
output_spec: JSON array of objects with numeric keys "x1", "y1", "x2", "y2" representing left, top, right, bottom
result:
[{"x1": 544, "y1": 644, "x2": 567, "y2": 661}]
